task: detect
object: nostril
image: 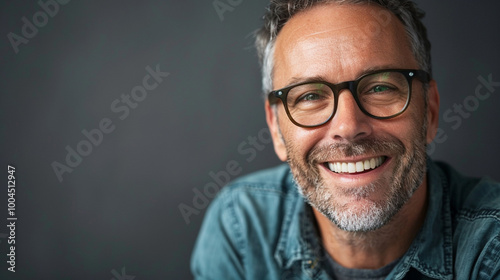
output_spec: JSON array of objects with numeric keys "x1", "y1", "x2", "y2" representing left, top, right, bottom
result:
[{"x1": 328, "y1": 110, "x2": 372, "y2": 142}]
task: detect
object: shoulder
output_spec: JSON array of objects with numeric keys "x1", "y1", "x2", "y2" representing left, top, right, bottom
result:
[
  {"x1": 209, "y1": 163, "x2": 301, "y2": 242},
  {"x1": 191, "y1": 164, "x2": 301, "y2": 278},
  {"x1": 203, "y1": 162, "x2": 297, "y2": 214},
  {"x1": 434, "y1": 161, "x2": 500, "y2": 278},
  {"x1": 200, "y1": 163, "x2": 299, "y2": 232},
  {"x1": 222, "y1": 163, "x2": 296, "y2": 195},
  {"x1": 434, "y1": 160, "x2": 500, "y2": 219},
  {"x1": 209, "y1": 164, "x2": 300, "y2": 216}
]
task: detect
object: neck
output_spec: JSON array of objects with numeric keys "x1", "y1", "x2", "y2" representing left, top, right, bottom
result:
[{"x1": 313, "y1": 175, "x2": 428, "y2": 269}]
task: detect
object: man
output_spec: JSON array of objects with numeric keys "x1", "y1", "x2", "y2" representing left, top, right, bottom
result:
[{"x1": 192, "y1": 0, "x2": 500, "y2": 279}]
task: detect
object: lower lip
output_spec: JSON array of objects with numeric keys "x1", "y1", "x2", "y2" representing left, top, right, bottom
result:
[{"x1": 320, "y1": 157, "x2": 391, "y2": 184}]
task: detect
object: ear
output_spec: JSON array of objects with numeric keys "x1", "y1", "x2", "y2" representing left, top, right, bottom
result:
[
  {"x1": 425, "y1": 80, "x2": 440, "y2": 144},
  {"x1": 265, "y1": 100, "x2": 288, "y2": 162}
]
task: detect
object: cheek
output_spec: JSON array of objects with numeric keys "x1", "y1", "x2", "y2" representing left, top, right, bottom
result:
[
  {"x1": 280, "y1": 120, "x2": 325, "y2": 158},
  {"x1": 407, "y1": 100, "x2": 428, "y2": 137},
  {"x1": 381, "y1": 104, "x2": 426, "y2": 146}
]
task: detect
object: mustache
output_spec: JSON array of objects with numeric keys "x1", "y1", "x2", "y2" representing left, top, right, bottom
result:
[{"x1": 307, "y1": 137, "x2": 406, "y2": 164}]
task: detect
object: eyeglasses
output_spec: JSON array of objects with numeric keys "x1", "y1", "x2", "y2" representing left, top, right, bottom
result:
[{"x1": 268, "y1": 69, "x2": 430, "y2": 128}]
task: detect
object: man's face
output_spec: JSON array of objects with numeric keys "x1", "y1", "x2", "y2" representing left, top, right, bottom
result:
[{"x1": 266, "y1": 4, "x2": 439, "y2": 232}]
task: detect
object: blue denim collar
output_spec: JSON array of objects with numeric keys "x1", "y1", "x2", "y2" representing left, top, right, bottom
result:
[
  {"x1": 273, "y1": 158, "x2": 454, "y2": 279},
  {"x1": 391, "y1": 158, "x2": 454, "y2": 280},
  {"x1": 273, "y1": 171, "x2": 325, "y2": 276}
]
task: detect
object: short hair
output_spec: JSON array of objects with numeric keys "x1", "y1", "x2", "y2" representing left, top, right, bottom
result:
[{"x1": 255, "y1": 0, "x2": 432, "y2": 97}]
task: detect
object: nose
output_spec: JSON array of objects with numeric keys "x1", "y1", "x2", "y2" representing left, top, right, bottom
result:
[{"x1": 326, "y1": 89, "x2": 372, "y2": 141}]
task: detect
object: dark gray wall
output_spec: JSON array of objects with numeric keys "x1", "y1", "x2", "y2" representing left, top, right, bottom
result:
[{"x1": 0, "y1": 0, "x2": 499, "y2": 279}]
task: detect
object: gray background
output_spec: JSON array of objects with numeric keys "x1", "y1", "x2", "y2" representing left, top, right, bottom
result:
[{"x1": 0, "y1": 0, "x2": 499, "y2": 279}]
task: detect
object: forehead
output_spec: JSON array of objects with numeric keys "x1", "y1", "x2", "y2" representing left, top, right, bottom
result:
[{"x1": 273, "y1": 3, "x2": 417, "y2": 87}]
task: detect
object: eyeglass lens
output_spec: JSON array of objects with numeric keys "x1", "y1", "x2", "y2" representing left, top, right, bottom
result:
[{"x1": 285, "y1": 71, "x2": 410, "y2": 126}]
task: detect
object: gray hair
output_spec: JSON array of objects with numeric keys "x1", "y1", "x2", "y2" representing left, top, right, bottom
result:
[{"x1": 254, "y1": 0, "x2": 432, "y2": 97}]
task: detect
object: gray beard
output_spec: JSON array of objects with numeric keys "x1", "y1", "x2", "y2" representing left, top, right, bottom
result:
[{"x1": 287, "y1": 134, "x2": 427, "y2": 232}]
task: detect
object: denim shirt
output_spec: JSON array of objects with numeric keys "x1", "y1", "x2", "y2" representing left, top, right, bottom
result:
[{"x1": 191, "y1": 159, "x2": 500, "y2": 279}]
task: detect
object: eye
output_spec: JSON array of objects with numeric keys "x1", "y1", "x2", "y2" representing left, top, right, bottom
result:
[
  {"x1": 371, "y1": 85, "x2": 391, "y2": 93},
  {"x1": 359, "y1": 84, "x2": 400, "y2": 96},
  {"x1": 300, "y1": 93, "x2": 321, "y2": 101},
  {"x1": 288, "y1": 83, "x2": 333, "y2": 107}
]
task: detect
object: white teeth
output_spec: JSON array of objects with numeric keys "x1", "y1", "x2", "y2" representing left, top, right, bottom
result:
[
  {"x1": 342, "y1": 163, "x2": 348, "y2": 173},
  {"x1": 327, "y1": 156, "x2": 385, "y2": 174},
  {"x1": 348, "y1": 163, "x2": 356, "y2": 173},
  {"x1": 356, "y1": 162, "x2": 364, "y2": 172},
  {"x1": 363, "y1": 160, "x2": 370, "y2": 170},
  {"x1": 328, "y1": 162, "x2": 335, "y2": 172}
]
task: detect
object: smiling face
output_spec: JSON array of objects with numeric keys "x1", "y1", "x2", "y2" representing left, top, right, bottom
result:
[{"x1": 266, "y1": 3, "x2": 439, "y2": 232}]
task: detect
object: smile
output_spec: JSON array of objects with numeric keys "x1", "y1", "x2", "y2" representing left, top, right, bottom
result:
[{"x1": 326, "y1": 156, "x2": 387, "y2": 174}]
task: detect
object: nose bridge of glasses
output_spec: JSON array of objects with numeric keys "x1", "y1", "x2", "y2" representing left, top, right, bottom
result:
[
  {"x1": 331, "y1": 80, "x2": 357, "y2": 97},
  {"x1": 330, "y1": 80, "x2": 362, "y2": 111},
  {"x1": 324, "y1": 80, "x2": 373, "y2": 138}
]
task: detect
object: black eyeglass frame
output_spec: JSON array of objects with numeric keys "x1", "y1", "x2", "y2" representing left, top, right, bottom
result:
[{"x1": 268, "y1": 69, "x2": 431, "y2": 128}]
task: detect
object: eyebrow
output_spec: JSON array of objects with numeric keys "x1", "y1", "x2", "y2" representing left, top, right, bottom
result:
[
  {"x1": 285, "y1": 75, "x2": 330, "y2": 87},
  {"x1": 283, "y1": 65, "x2": 401, "y2": 88}
]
